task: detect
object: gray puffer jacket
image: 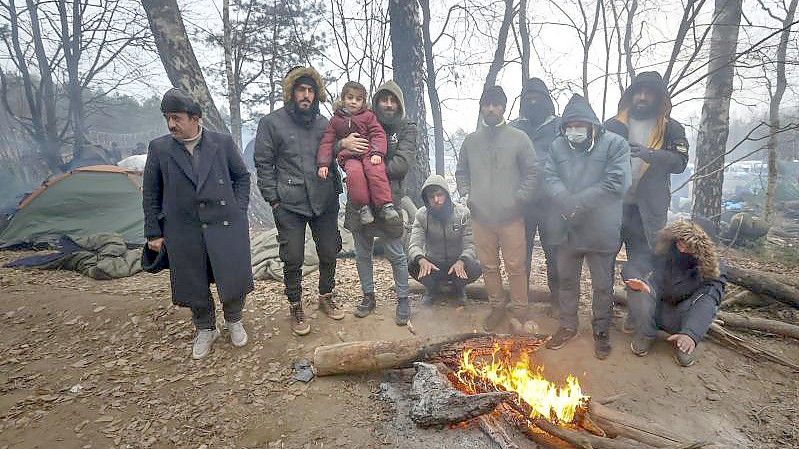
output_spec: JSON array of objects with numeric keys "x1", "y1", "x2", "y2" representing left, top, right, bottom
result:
[
  {"x1": 543, "y1": 94, "x2": 631, "y2": 253},
  {"x1": 408, "y1": 175, "x2": 476, "y2": 264}
]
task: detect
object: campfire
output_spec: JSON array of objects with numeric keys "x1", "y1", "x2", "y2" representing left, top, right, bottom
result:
[
  {"x1": 454, "y1": 344, "x2": 588, "y2": 424},
  {"x1": 312, "y1": 333, "x2": 707, "y2": 448}
]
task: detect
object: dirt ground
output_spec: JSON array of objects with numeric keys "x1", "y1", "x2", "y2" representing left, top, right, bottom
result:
[{"x1": 1, "y1": 248, "x2": 798, "y2": 449}]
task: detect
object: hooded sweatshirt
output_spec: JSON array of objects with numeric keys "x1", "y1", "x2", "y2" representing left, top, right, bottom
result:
[
  {"x1": 543, "y1": 94, "x2": 632, "y2": 253},
  {"x1": 408, "y1": 175, "x2": 476, "y2": 264}
]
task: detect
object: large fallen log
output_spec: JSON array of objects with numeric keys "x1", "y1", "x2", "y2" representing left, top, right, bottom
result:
[
  {"x1": 719, "y1": 289, "x2": 773, "y2": 309},
  {"x1": 716, "y1": 311, "x2": 799, "y2": 340},
  {"x1": 410, "y1": 362, "x2": 514, "y2": 427},
  {"x1": 725, "y1": 265, "x2": 799, "y2": 309},
  {"x1": 707, "y1": 323, "x2": 799, "y2": 371},
  {"x1": 313, "y1": 333, "x2": 490, "y2": 376},
  {"x1": 588, "y1": 402, "x2": 706, "y2": 448}
]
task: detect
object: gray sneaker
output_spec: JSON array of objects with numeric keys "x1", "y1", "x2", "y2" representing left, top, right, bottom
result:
[
  {"x1": 192, "y1": 329, "x2": 220, "y2": 359},
  {"x1": 381, "y1": 203, "x2": 400, "y2": 223},
  {"x1": 359, "y1": 205, "x2": 375, "y2": 224},
  {"x1": 674, "y1": 347, "x2": 696, "y2": 367},
  {"x1": 226, "y1": 320, "x2": 248, "y2": 347},
  {"x1": 630, "y1": 335, "x2": 654, "y2": 356}
]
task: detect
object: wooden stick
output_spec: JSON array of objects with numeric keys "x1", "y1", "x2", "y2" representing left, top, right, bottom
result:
[
  {"x1": 716, "y1": 311, "x2": 799, "y2": 340},
  {"x1": 725, "y1": 265, "x2": 799, "y2": 309},
  {"x1": 588, "y1": 402, "x2": 707, "y2": 448},
  {"x1": 707, "y1": 323, "x2": 799, "y2": 371}
]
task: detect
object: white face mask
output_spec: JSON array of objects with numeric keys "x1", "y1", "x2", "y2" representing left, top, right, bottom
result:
[{"x1": 564, "y1": 126, "x2": 590, "y2": 144}]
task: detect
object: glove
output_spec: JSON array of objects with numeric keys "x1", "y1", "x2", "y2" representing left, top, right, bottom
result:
[
  {"x1": 557, "y1": 195, "x2": 579, "y2": 217},
  {"x1": 630, "y1": 145, "x2": 654, "y2": 163}
]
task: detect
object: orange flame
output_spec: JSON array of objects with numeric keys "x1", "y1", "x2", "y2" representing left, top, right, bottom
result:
[{"x1": 455, "y1": 344, "x2": 589, "y2": 424}]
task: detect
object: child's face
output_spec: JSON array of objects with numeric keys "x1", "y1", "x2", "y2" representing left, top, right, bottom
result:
[{"x1": 343, "y1": 89, "x2": 365, "y2": 113}]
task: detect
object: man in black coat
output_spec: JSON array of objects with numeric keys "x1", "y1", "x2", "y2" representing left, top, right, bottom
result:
[
  {"x1": 254, "y1": 66, "x2": 344, "y2": 336},
  {"x1": 605, "y1": 72, "x2": 689, "y2": 308},
  {"x1": 511, "y1": 78, "x2": 561, "y2": 311},
  {"x1": 143, "y1": 88, "x2": 253, "y2": 360}
]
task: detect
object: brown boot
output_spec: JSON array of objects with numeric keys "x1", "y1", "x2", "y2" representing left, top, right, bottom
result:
[
  {"x1": 289, "y1": 302, "x2": 311, "y2": 336},
  {"x1": 318, "y1": 293, "x2": 345, "y2": 320},
  {"x1": 483, "y1": 306, "x2": 507, "y2": 331}
]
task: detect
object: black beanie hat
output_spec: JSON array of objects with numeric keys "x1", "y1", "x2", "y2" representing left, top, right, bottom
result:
[
  {"x1": 522, "y1": 78, "x2": 551, "y2": 96},
  {"x1": 479, "y1": 85, "x2": 507, "y2": 108},
  {"x1": 160, "y1": 87, "x2": 202, "y2": 117},
  {"x1": 294, "y1": 74, "x2": 319, "y2": 95}
]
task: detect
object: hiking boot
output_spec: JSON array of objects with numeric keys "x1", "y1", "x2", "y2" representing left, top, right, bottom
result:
[
  {"x1": 289, "y1": 302, "x2": 311, "y2": 336},
  {"x1": 594, "y1": 332, "x2": 611, "y2": 360},
  {"x1": 630, "y1": 334, "x2": 654, "y2": 357},
  {"x1": 483, "y1": 306, "x2": 507, "y2": 331},
  {"x1": 226, "y1": 320, "x2": 248, "y2": 347},
  {"x1": 192, "y1": 328, "x2": 220, "y2": 360},
  {"x1": 420, "y1": 291, "x2": 437, "y2": 306},
  {"x1": 359, "y1": 205, "x2": 375, "y2": 225},
  {"x1": 318, "y1": 293, "x2": 345, "y2": 320},
  {"x1": 381, "y1": 203, "x2": 400, "y2": 223},
  {"x1": 450, "y1": 288, "x2": 467, "y2": 307},
  {"x1": 622, "y1": 315, "x2": 635, "y2": 334},
  {"x1": 395, "y1": 297, "x2": 411, "y2": 326},
  {"x1": 545, "y1": 327, "x2": 577, "y2": 350},
  {"x1": 673, "y1": 347, "x2": 696, "y2": 367},
  {"x1": 354, "y1": 292, "x2": 376, "y2": 318}
]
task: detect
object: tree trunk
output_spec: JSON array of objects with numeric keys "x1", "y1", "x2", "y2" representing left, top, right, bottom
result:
[
  {"x1": 725, "y1": 265, "x2": 799, "y2": 309},
  {"x1": 141, "y1": 0, "x2": 228, "y2": 133},
  {"x1": 389, "y1": 0, "x2": 430, "y2": 204},
  {"x1": 484, "y1": 0, "x2": 515, "y2": 89},
  {"x1": 691, "y1": 0, "x2": 742, "y2": 224},
  {"x1": 56, "y1": 0, "x2": 88, "y2": 160},
  {"x1": 222, "y1": 0, "x2": 242, "y2": 149},
  {"x1": 519, "y1": 0, "x2": 531, "y2": 82},
  {"x1": 764, "y1": 0, "x2": 798, "y2": 222},
  {"x1": 716, "y1": 311, "x2": 799, "y2": 340},
  {"x1": 420, "y1": 0, "x2": 445, "y2": 176}
]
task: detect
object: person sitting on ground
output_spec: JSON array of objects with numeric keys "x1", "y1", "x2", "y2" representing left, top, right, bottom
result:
[
  {"x1": 623, "y1": 219, "x2": 726, "y2": 367},
  {"x1": 408, "y1": 174, "x2": 482, "y2": 305},
  {"x1": 317, "y1": 81, "x2": 400, "y2": 225}
]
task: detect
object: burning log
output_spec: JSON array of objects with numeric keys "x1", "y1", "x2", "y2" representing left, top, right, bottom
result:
[
  {"x1": 312, "y1": 333, "x2": 492, "y2": 376},
  {"x1": 725, "y1": 265, "x2": 799, "y2": 309},
  {"x1": 410, "y1": 362, "x2": 514, "y2": 427},
  {"x1": 716, "y1": 311, "x2": 799, "y2": 340}
]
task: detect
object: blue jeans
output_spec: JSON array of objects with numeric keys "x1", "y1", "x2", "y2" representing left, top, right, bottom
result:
[{"x1": 353, "y1": 231, "x2": 409, "y2": 298}]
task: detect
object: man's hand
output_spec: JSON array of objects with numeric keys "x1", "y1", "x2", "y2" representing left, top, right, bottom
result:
[
  {"x1": 318, "y1": 166, "x2": 329, "y2": 179},
  {"x1": 147, "y1": 237, "x2": 164, "y2": 252},
  {"x1": 271, "y1": 201, "x2": 280, "y2": 210},
  {"x1": 624, "y1": 278, "x2": 651, "y2": 294},
  {"x1": 630, "y1": 145, "x2": 654, "y2": 162},
  {"x1": 667, "y1": 333, "x2": 696, "y2": 354},
  {"x1": 370, "y1": 154, "x2": 382, "y2": 165},
  {"x1": 340, "y1": 133, "x2": 369, "y2": 154},
  {"x1": 448, "y1": 260, "x2": 467, "y2": 279},
  {"x1": 418, "y1": 258, "x2": 439, "y2": 278}
]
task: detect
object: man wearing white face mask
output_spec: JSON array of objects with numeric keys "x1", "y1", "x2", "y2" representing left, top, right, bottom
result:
[{"x1": 542, "y1": 94, "x2": 631, "y2": 359}]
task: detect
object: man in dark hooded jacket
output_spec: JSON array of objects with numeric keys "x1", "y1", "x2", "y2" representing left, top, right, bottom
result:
[
  {"x1": 543, "y1": 94, "x2": 631, "y2": 359},
  {"x1": 341, "y1": 80, "x2": 417, "y2": 325},
  {"x1": 143, "y1": 88, "x2": 253, "y2": 360},
  {"x1": 605, "y1": 72, "x2": 689, "y2": 303},
  {"x1": 254, "y1": 66, "x2": 344, "y2": 337},
  {"x1": 623, "y1": 219, "x2": 726, "y2": 367},
  {"x1": 408, "y1": 174, "x2": 482, "y2": 305},
  {"x1": 511, "y1": 78, "x2": 561, "y2": 309}
]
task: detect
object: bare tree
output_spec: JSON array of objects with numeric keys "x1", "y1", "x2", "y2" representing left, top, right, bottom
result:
[
  {"x1": 142, "y1": 0, "x2": 228, "y2": 132},
  {"x1": 692, "y1": 0, "x2": 743, "y2": 223},
  {"x1": 420, "y1": 0, "x2": 447, "y2": 175},
  {"x1": 389, "y1": 0, "x2": 429, "y2": 204},
  {"x1": 483, "y1": 0, "x2": 515, "y2": 89},
  {"x1": 519, "y1": 0, "x2": 531, "y2": 82}
]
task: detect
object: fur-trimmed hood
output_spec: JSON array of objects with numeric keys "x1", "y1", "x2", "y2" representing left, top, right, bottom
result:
[
  {"x1": 282, "y1": 66, "x2": 326, "y2": 104},
  {"x1": 655, "y1": 220, "x2": 720, "y2": 279}
]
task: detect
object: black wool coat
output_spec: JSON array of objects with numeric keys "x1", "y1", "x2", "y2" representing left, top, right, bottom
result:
[{"x1": 142, "y1": 129, "x2": 254, "y2": 307}]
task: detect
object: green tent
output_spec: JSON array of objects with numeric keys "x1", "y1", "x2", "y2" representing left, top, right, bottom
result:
[{"x1": 0, "y1": 165, "x2": 145, "y2": 247}]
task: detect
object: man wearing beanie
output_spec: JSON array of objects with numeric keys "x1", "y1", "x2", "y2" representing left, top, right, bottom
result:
[
  {"x1": 605, "y1": 72, "x2": 689, "y2": 334},
  {"x1": 143, "y1": 87, "x2": 254, "y2": 359},
  {"x1": 254, "y1": 66, "x2": 344, "y2": 336},
  {"x1": 511, "y1": 78, "x2": 561, "y2": 315},
  {"x1": 455, "y1": 85, "x2": 538, "y2": 333}
]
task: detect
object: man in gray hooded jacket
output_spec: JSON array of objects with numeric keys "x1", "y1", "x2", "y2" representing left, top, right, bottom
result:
[
  {"x1": 408, "y1": 174, "x2": 482, "y2": 304},
  {"x1": 543, "y1": 94, "x2": 631, "y2": 359}
]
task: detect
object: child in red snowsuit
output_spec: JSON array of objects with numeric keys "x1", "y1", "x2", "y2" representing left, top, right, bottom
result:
[{"x1": 317, "y1": 81, "x2": 399, "y2": 224}]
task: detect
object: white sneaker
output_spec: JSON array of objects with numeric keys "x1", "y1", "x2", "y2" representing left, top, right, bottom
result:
[
  {"x1": 192, "y1": 329, "x2": 220, "y2": 359},
  {"x1": 227, "y1": 320, "x2": 248, "y2": 347}
]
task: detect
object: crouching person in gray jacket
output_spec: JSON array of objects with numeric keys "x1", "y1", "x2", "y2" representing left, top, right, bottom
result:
[
  {"x1": 623, "y1": 219, "x2": 726, "y2": 367},
  {"x1": 408, "y1": 175, "x2": 482, "y2": 305}
]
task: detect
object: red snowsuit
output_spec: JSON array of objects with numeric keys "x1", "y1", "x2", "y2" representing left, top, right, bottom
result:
[{"x1": 317, "y1": 107, "x2": 392, "y2": 207}]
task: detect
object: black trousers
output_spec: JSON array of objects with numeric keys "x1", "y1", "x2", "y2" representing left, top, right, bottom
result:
[
  {"x1": 409, "y1": 257, "x2": 482, "y2": 293},
  {"x1": 191, "y1": 296, "x2": 245, "y2": 330},
  {"x1": 621, "y1": 204, "x2": 653, "y2": 272},
  {"x1": 274, "y1": 203, "x2": 342, "y2": 303},
  {"x1": 525, "y1": 212, "x2": 559, "y2": 302},
  {"x1": 556, "y1": 244, "x2": 616, "y2": 335}
]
